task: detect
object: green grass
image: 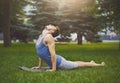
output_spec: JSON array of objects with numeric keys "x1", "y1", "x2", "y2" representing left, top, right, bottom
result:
[{"x1": 0, "y1": 42, "x2": 120, "y2": 83}]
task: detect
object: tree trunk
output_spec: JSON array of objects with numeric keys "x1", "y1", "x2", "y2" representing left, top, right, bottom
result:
[
  {"x1": 119, "y1": 37, "x2": 120, "y2": 50},
  {"x1": 118, "y1": 28, "x2": 120, "y2": 50},
  {"x1": 77, "y1": 31, "x2": 82, "y2": 45},
  {"x1": 3, "y1": 0, "x2": 11, "y2": 47}
]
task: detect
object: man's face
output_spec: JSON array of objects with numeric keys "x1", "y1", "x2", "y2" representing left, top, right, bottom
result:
[{"x1": 42, "y1": 25, "x2": 56, "y2": 34}]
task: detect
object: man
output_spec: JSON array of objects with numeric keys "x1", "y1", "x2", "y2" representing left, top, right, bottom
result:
[{"x1": 32, "y1": 24, "x2": 105, "y2": 71}]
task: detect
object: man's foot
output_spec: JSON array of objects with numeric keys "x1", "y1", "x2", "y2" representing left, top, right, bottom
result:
[{"x1": 101, "y1": 62, "x2": 105, "y2": 66}]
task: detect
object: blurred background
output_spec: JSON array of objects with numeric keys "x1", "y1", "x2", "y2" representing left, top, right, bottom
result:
[
  {"x1": 0, "y1": 0, "x2": 120, "y2": 47},
  {"x1": 0, "y1": 1, "x2": 120, "y2": 83}
]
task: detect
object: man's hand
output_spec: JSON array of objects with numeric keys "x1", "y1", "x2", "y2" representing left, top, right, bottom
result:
[{"x1": 31, "y1": 66, "x2": 41, "y2": 70}]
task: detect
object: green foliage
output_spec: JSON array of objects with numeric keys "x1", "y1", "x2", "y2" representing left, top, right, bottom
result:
[
  {"x1": 0, "y1": 0, "x2": 33, "y2": 45},
  {"x1": 0, "y1": 0, "x2": 30, "y2": 26},
  {"x1": 97, "y1": 0, "x2": 120, "y2": 31},
  {"x1": 30, "y1": 0, "x2": 99, "y2": 43},
  {"x1": 1, "y1": 0, "x2": 120, "y2": 44},
  {"x1": 31, "y1": 0, "x2": 59, "y2": 28},
  {"x1": 86, "y1": 34, "x2": 102, "y2": 43},
  {"x1": 11, "y1": 26, "x2": 30, "y2": 43},
  {"x1": 11, "y1": 26, "x2": 41, "y2": 42},
  {"x1": 0, "y1": 42, "x2": 120, "y2": 83}
]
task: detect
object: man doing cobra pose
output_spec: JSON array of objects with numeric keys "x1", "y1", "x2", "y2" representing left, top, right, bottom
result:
[{"x1": 32, "y1": 24, "x2": 105, "y2": 71}]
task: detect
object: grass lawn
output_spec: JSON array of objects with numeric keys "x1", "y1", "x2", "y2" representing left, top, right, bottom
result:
[{"x1": 0, "y1": 42, "x2": 120, "y2": 83}]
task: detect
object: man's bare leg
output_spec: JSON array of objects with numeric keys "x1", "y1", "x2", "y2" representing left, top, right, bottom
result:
[{"x1": 75, "y1": 61, "x2": 105, "y2": 67}]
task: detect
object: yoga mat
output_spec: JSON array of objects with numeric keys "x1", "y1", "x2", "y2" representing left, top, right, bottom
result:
[{"x1": 19, "y1": 66, "x2": 50, "y2": 72}]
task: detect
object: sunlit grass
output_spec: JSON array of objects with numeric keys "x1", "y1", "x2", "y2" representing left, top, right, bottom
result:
[{"x1": 0, "y1": 42, "x2": 120, "y2": 83}]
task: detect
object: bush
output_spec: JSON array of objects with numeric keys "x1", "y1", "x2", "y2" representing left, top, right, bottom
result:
[{"x1": 86, "y1": 34, "x2": 102, "y2": 43}]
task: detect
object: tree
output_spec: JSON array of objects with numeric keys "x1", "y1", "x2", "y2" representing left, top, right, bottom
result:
[
  {"x1": 97, "y1": 0, "x2": 120, "y2": 49},
  {"x1": 30, "y1": 0, "x2": 99, "y2": 44},
  {"x1": 30, "y1": 0, "x2": 59, "y2": 28},
  {"x1": 56, "y1": 0, "x2": 98, "y2": 45},
  {"x1": 0, "y1": 0, "x2": 3, "y2": 32},
  {"x1": 2, "y1": 0, "x2": 11, "y2": 47},
  {"x1": 0, "y1": 0, "x2": 31, "y2": 47}
]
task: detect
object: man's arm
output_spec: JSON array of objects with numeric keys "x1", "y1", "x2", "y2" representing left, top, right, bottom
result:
[
  {"x1": 38, "y1": 58, "x2": 42, "y2": 68},
  {"x1": 45, "y1": 34, "x2": 56, "y2": 71}
]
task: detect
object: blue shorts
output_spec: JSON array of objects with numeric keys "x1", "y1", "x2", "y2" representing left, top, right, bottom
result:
[{"x1": 58, "y1": 57, "x2": 78, "y2": 70}]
